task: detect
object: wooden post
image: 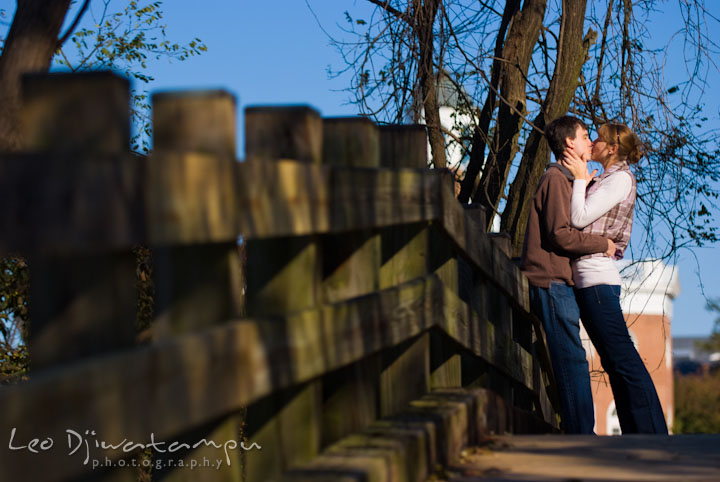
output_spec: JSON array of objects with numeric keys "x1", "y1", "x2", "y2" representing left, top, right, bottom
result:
[
  {"x1": 149, "y1": 90, "x2": 245, "y2": 482},
  {"x1": 321, "y1": 117, "x2": 380, "y2": 302},
  {"x1": 488, "y1": 232, "x2": 512, "y2": 257},
  {"x1": 150, "y1": 90, "x2": 243, "y2": 336},
  {"x1": 430, "y1": 333, "x2": 462, "y2": 389},
  {"x1": 429, "y1": 231, "x2": 459, "y2": 293},
  {"x1": 378, "y1": 124, "x2": 429, "y2": 288},
  {"x1": 322, "y1": 116, "x2": 379, "y2": 168},
  {"x1": 20, "y1": 72, "x2": 138, "y2": 482},
  {"x1": 22, "y1": 73, "x2": 137, "y2": 370},
  {"x1": 21, "y1": 72, "x2": 130, "y2": 154},
  {"x1": 381, "y1": 333, "x2": 431, "y2": 417},
  {"x1": 243, "y1": 106, "x2": 323, "y2": 481},
  {"x1": 429, "y1": 172, "x2": 462, "y2": 390},
  {"x1": 430, "y1": 169, "x2": 460, "y2": 293},
  {"x1": 243, "y1": 106, "x2": 322, "y2": 315},
  {"x1": 153, "y1": 90, "x2": 236, "y2": 155},
  {"x1": 245, "y1": 105, "x2": 322, "y2": 164},
  {"x1": 378, "y1": 125, "x2": 431, "y2": 417},
  {"x1": 319, "y1": 117, "x2": 382, "y2": 447},
  {"x1": 463, "y1": 204, "x2": 487, "y2": 232},
  {"x1": 321, "y1": 355, "x2": 382, "y2": 447},
  {"x1": 379, "y1": 124, "x2": 428, "y2": 169},
  {"x1": 485, "y1": 282, "x2": 515, "y2": 423}
]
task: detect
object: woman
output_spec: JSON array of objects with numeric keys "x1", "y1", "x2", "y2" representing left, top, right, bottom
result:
[{"x1": 561, "y1": 123, "x2": 668, "y2": 434}]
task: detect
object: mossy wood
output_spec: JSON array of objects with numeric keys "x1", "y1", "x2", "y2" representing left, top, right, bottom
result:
[
  {"x1": 0, "y1": 73, "x2": 558, "y2": 482},
  {"x1": 150, "y1": 90, "x2": 245, "y2": 482}
]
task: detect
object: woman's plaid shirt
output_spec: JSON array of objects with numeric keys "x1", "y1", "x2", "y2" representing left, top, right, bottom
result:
[{"x1": 578, "y1": 161, "x2": 636, "y2": 261}]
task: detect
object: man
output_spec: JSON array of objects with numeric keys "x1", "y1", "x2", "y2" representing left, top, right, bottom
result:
[{"x1": 521, "y1": 115, "x2": 615, "y2": 434}]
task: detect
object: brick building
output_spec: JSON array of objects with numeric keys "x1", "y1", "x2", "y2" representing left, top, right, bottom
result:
[{"x1": 580, "y1": 260, "x2": 680, "y2": 435}]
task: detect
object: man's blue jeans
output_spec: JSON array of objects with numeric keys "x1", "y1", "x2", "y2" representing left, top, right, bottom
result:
[
  {"x1": 530, "y1": 282, "x2": 595, "y2": 434},
  {"x1": 575, "y1": 284, "x2": 668, "y2": 434}
]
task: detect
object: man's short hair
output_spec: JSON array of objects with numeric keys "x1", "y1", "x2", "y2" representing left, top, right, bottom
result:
[{"x1": 545, "y1": 115, "x2": 588, "y2": 159}]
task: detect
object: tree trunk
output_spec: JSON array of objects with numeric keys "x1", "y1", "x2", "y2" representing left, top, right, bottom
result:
[
  {"x1": 457, "y1": 0, "x2": 521, "y2": 204},
  {"x1": 476, "y1": 0, "x2": 546, "y2": 228},
  {"x1": 414, "y1": 0, "x2": 446, "y2": 169},
  {"x1": 0, "y1": 0, "x2": 72, "y2": 151},
  {"x1": 501, "y1": 0, "x2": 595, "y2": 256}
]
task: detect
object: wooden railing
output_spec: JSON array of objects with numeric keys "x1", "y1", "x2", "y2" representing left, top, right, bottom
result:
[{"x1": 0, "y1": 72, "x2": 558, "y2": 482}]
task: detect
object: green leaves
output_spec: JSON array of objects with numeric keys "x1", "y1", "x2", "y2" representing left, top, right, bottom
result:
[
  {"x1": 0, "y1": 344, "x2": 28, "y2": 385},
  {"x1": 61, "y1": 1, "x2": 207, "y2": 83},
  {"x1": 56, "y1": 1, "x2": 207, "y2": 154},
  {"x1": 0, "y1": 256, "x2": 29, "y2": 384},
  {"x1": 674, "y1": 299, "x2": 720, "y2": 433},
  {"x1": 674, "y1": 370, "x2": 720, "y2": 433}
]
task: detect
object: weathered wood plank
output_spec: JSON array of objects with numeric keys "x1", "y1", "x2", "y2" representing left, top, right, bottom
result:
[
  {"x1": 434, "y1": 167, "x2": 530, "y2": 311},
  {"x1": 287, "y1": 410, "x2": 438, "y2": 482},
  {"x1": 0, "y1": 275, "x2": 545, "y2": 461},
  {"x1": 0, "y1": 75, "x2": 558, "y2": 482},
  {"x1": 0, "y1": 153, "x2": 144, "y2": 255},
  {"x1": 432, "y1": 280, "x2": 535, "y2": 392},
  {"x1": 0, "y1": 153, "x2": 529, "y2": 320},
  {"x1": 285, "y1": 387, "x2": 535, "y2": 482},
  {"x1": 404, "y1": 395, "x2": 469, "y2": 465},
  {"x1": 235, "y1": 161, "x2": 438, "y2": 240},
  {"x1": 146, "y1": 155, "x2": 442, "y2": 247},
  {"x1": 0, "y1": 270, "x2": 551, "y2": 482},
  {"x1": 236, "y1": 159, "x2": 331, "y2": 239},
  {"x1": 146, "y1": 152, "x2": 240, "y2": 246}
]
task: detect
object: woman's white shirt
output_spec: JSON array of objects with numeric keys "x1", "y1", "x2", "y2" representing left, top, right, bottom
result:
[
  {"x1": 570, "y1": 172, "x2": 633, "y2": 229},
  {"x1": 571, "y1": 171, "x2": 633, "y2": 289}
]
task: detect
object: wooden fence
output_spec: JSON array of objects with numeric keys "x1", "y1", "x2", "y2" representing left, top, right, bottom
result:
[{"x1": 0, "y1": 72, "x2": 559, "y2": 482}]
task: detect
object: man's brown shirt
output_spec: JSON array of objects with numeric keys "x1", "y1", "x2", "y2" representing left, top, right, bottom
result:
[{"x1": 521, "y1": 164, "x2": 609, "y2": 288}]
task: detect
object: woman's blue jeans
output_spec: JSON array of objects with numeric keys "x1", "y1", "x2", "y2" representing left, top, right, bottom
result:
[
  {"x1": 575, "y1": 284, "x2": 668, "y2": 434},
  {"x1": 530, "y1": 282, "x2": 595, "y2": 434}
]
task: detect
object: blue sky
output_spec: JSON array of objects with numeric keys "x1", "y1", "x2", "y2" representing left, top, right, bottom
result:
[{"x1": 2, "y1": 0, "x2": 718, "y2": 336}]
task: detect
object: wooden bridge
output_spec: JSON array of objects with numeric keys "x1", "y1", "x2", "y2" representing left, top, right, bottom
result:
[{"x1": 0, "y1": 73, "x2": 717, "y2": 482}]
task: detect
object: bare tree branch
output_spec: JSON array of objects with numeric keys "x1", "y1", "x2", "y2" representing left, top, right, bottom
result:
[
  {"x1": 56, "y1": 0, "x2": 90, "y2": 48},
  {"x1": 366, "y1": 0, "x2": 412, "y2": 24}
]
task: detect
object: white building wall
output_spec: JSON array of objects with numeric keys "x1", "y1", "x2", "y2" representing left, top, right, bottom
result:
[{"x1": 617, "y1": 260, "x2": 680, "y2": 317}]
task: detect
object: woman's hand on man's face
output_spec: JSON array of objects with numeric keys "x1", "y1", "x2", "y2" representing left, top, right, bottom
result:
[{"x1": 561, "y1": 149, "x2": 596, "y2": 182}]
